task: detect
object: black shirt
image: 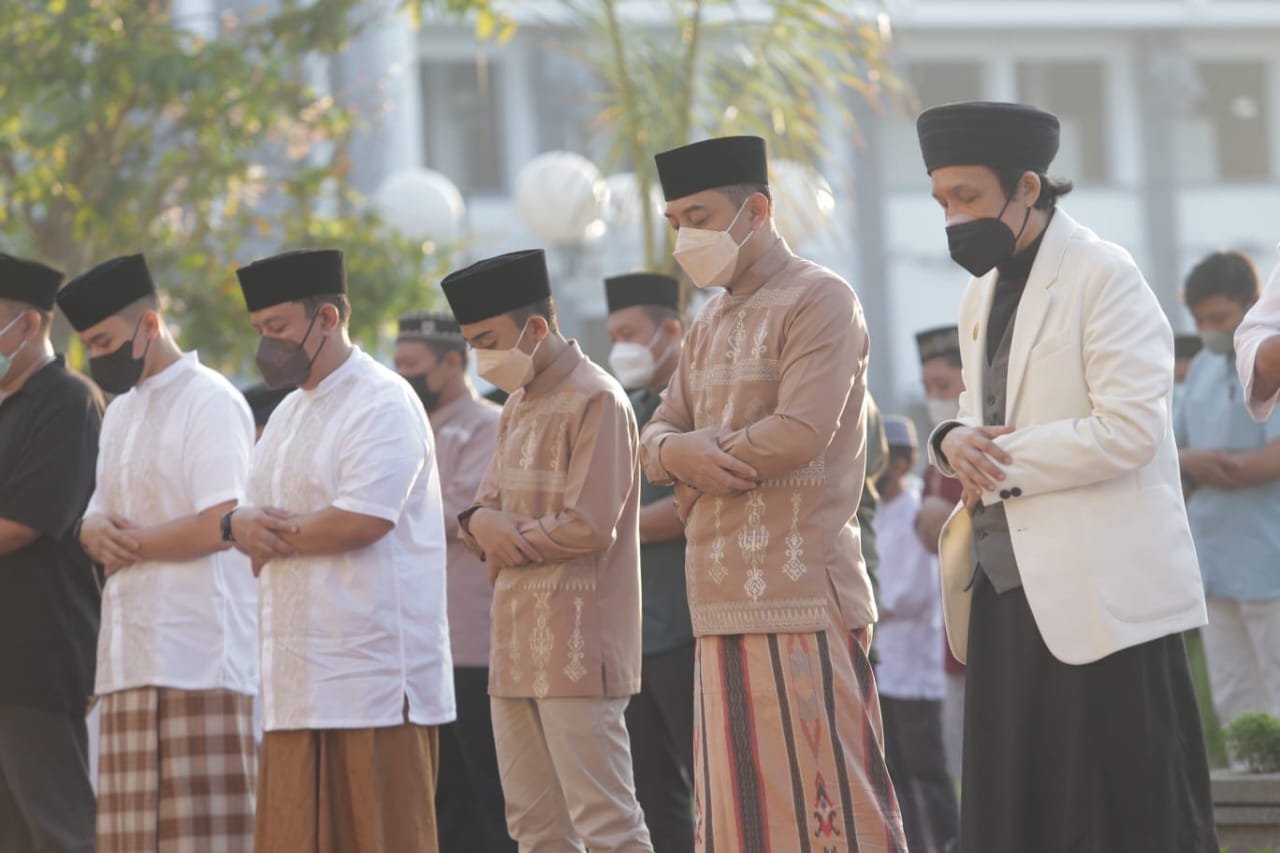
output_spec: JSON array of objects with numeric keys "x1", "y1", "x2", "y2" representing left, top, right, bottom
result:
[
  {"x1": 0, "y1": 356, "x2": 104, "y2": 713},
  {"x1": 986, "y1": 214, "x2": 1051, "y2": 363}
]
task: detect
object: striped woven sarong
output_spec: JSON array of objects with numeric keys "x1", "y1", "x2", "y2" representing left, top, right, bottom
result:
[
  {"x1": 96, "y1": 686, "x2": 256, "y2": 852},
  {"x1": 694, "y1": 623, "x2": 906, "y2": 853}
]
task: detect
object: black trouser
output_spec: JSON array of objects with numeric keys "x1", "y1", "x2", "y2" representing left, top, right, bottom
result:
[
  {"x1": 881, "y1": 696, "x2": 958, "y2": 853},
  {"x1": 961, "y1": 571, "x2": 1218, "y2": 853},
  {"x1": 625, "y1": 642, "x2": 695, "y2": 853},
  {"x1": 436, "y1": 667, "x2": 516, "y2": 853},
  {"x1": 0, "y1": 704, "x2": 95, "y2": 853}
]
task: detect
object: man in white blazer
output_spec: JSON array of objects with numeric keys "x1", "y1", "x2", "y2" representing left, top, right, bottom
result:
[{"x1": 917, "y1": 101, "x2": 1217, "y2": 853}]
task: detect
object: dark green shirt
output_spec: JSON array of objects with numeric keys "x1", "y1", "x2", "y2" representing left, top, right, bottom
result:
[{"x1": 631, "y1": 389, "x2": 694, "y2": 655}]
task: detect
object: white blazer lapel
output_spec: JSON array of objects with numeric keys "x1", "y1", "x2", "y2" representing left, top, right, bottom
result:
[{"x1": 1004, "y1": 211, "x2": 1075, "y2": 418}]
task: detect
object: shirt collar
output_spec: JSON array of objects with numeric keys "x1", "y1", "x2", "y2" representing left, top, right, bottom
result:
[
  {"x1": 136, "y1": 350, "x2": 197, "y2": 394},
  {"x1": 307, "y1": 347, "x2": 361, "y2": 397},
  {"x1": 5, "y1": 354, "x2": 64, "y2": 402},
  {"x1": 726, "y1": 235, "x2": 793, "y2": 299},
  {"x1": 429, "y1": 384, "x2": 480, "y2": 426},
  {"x1": 523, "y1": 341, "x2": 585, "y2": 400}
]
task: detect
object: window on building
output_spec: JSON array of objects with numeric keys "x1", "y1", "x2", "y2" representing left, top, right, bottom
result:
[
  {"x1": 1174, "y1": 61, "x2": 1270, "y2": 183},
  {"x1": 885, "y1": 61, "x2": 984, "y2": 189},
  {"x1": 420, "y1": 58, "x2": 507, "y2": 195},
  {"x1": 1016, "y1": 61, "x2": 1110, "y2": 183}
]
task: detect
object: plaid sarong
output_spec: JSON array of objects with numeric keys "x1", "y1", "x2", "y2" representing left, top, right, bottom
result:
[
  {"x1": 96, "y1": 686, "x2": 256, "y2": 852},
  {"x1": 694, "y1": 623, "x2": 907, "y2": 853}
]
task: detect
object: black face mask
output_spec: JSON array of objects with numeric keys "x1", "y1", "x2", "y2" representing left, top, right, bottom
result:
[
  {"x1": 406, "y1": 372, "x2": 440, "y2": 412},
  {"x1": 945, "y1": 194, "x2": 1031, "y2": 277},
  {"x1": 90, "y1": 319, "x2": 150, "y2": 395},
  {"x1": 256, "y1": 312, "x2": 324, "y2": 390}
]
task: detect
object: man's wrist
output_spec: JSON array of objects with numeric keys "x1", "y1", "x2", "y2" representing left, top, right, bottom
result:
[
  {"x1": 932, "y1": 422, "x2": 963, "y2": 464},
  {"x1": 656, "y1": 433, "x2": 676, "y2": 477},
  {"x1": 220, "y1": 508, "x2": 240, "y2": 543}
]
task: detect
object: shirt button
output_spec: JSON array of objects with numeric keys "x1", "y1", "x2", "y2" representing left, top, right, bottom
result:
[
  {"x1": 999, "y1": 489, "x2": 1012, "y2": 500},
  {"x1": 986, "y1": 395, "x2": 996, "y2": 406},
  {"x1": 1011, "y1": 487, "x2": 1023, "y2": 497}
]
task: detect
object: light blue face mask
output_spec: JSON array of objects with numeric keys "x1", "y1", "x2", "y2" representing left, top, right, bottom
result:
[{"x1": 0, "y1": 315, "x2": 28, "y2": 382}]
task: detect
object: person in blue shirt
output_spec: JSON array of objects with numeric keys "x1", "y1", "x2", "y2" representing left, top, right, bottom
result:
[{"x1": 1177, "y1": 250, "x2": 1280, "y2": 729}]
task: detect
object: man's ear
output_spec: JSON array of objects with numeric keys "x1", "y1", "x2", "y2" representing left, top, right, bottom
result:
[
  {"x1": 1018, "y1": 171, "x2": 1042, "y2": 207},
  {"x1": 143, "y1": 309, "x2": 162, "y2": 339},
  {"x1": 320, "y1": 302, "x2": 342, "y2": 334},
  {"x1": 750, "y1": 193, "x2": 771, "y2": 229}
]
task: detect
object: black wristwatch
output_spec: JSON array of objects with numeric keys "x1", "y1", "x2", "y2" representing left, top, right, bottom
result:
[{"x1": 220, "y1": 509, "x2": 239, "y2": 543}]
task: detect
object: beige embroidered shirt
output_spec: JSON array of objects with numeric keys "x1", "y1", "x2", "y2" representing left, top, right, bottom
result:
[
  {"x1": 461, "y1": 342, "x2": 642, "y2": 700},
  {"x1": 430, "y1": 388, "x2": 502, "y2": 668},
  {"x1": 640, "y1": 237, "x2": 877, "y2": 636}
]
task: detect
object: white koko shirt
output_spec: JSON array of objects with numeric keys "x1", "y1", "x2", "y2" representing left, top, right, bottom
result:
[
  {"x1": 872, "y1": 484, "x2": 945, "y2": 702},
  {"x1": 1235, "y1": 242, "x2": 1280, "y2": 421},
  {"x1": 89, "y1": 352, "x2": 258, "y2": 697},
  {"x1": 249, "y1": 348, "x2": 454, "y2": 731}
]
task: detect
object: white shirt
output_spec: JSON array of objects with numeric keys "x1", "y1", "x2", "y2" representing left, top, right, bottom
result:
[
  {"x1": 249, "y1": 348, "x2": 454, "y2": 731},
  {"x1": 89, "y1": 352, "x2": 258, "y2": 696},
  {"x1": 1235, "y1": 241, "x2": 1280, "y2": 421},
  {"x1": 872, "y1": 485, "x2": 944, "y2": 701}
]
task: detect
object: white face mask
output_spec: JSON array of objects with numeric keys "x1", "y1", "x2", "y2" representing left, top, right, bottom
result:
[
  {"x1": 475, "y1": 323, "x2": 542, "y2": 394},
  {"x1": 925, "y1": 396, "x2": 960, "y2": 426},
  {"x1": 672, "y1": 201, "x2": 756, "y2": 288},
  {"x1": 608, "y1": 326, "x2": 672, "y2": 390}
]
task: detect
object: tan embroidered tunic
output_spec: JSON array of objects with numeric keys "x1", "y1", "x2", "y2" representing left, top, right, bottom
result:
[
  {"x1": 430, "y1": 388, "x2": 502, "y2": 669},
  {"x1": 461, "y1": 342, "x2": 642, "y2": 699},
  {"x1": 640, "y1": 237, "x2": 877, "y2": 636}
]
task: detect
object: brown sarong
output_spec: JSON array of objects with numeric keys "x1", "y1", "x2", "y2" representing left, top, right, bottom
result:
[
  {"x1": 96, "y1": 686, "x2": 256, "y2": 852},
  {"x1": 694, "y1": 624, "x2": 906, "y2": 852},
  {"x1": 254, "y1": 722, "x2": 439, "y2": 853}
]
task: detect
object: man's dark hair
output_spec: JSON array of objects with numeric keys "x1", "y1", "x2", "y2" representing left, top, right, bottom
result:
[
  {"x1": 507, "y1": 297, "x2": 559, "y2": 333},
  {"x1": 0, "y1": 297, "x2": 53, "y2": 334},
  {"x1": 300, "y1": 293, "x2": 351, "y2": 323},
  {"x1": 120, "y1": 293, "x2": 159, "y2": 323},
  {"x1": 718, "y1": 182, "x2": 772, "y2": 207},
  {"x1": 641, "y1": 305, "x2": 683, "y2": 330},
  {"x1": 425, "y1": 339, "x2": 467, "y2": 363},
  {"x1": 995, "y1": 168, "x2": 1074, "y2": 211},
  {"x1": 924, "y1": 352, "x2": 962, "y2": 370},
  {"x1": 1184, "y1": 251, "x2": 1259, "y2": 309}
]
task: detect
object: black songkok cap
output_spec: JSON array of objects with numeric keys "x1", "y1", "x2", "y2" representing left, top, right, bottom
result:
[
  {"x1": 398, "y1": 310, "x2": 464, "y2": 344},
  {"x1": 916, "y1": 325, "x2": 961, "y2": 365},
  {"x1": 241, "y1": 383, "x2": 293, "y2": 428},
  {"x1": 1175, "y1": 334, "x2": 1203, "y2": 360},
  {"x1": 0, "y1": 253, "x2": 64, "y2": 311},
  {"x1": 236, "y1": 249, "x2": 346, "y2": 313},
  {"x1": 654, "y1": 136, "x2": 768, "y2": 202},
  {"x1": 442, "y1": 250, "x2": 552, "y2": 325},
  {"x1": 916, "y1": 101, "x2": 1060, "y2": 175},
  {"x1": 56, "y1": 254, "x2": 156, "y2": 332},
  {"x1": 604, "y1": 273, "x2": 680, "y2": 315}
]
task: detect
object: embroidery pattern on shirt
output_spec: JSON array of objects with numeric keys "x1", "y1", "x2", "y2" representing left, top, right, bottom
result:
[
  {"x1": 506, "y1": 598, "x2": 523, "y2": 684},
  {"x1": 692, "y1": 598, "x2": 829, "y2": 635},
  {"x1": 708, "y1": 498, "x2": 728, "y2": 584},
  {"x1": 254, "y1": 371, "x2": 359, "y2": 725},
  {"x1": 564, "y1": 596, "x2": 587, "y2": 683},
  {"x1": 739, "y1": 490, "x2": 769, "y2": 601},
  {"x1": 763, "y1": 456, "x2": 827, "y2": 488},
  {"x1": 530, "y1": 590, "x2": 554, "y2": 698},
  {"x1": 783, "y1": 491, "x2": 807, "y2": 582}
]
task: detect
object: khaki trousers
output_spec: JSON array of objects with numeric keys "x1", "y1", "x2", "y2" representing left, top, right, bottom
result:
[{"x1": 491, "y1": 696, "x2": 653, "y2": 853}]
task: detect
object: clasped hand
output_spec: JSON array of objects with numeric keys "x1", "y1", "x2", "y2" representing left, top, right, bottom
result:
[
  {"x1": 469, "y1": 509, "x2": 541, "y2": 583},
  {"x1": 940, "y1": 425, "x2": 1014, "y2": 501},
  {"x1": 230, "y1": 507, "x2": 300, "y2": 576},
  {"x1": 79, "y1": 513, "x2": 139, "y2": 576},
  {"x1": 660, "y1": 428, "x2": 758, "y2": 496}
]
